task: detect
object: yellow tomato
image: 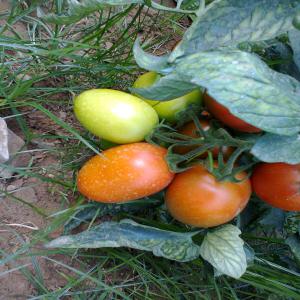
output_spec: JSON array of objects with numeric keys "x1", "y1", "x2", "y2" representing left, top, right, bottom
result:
[
  {"x1": 133, "y1": 72, "x2": 202, "y2": 123},
  {"x1": 74, "y1": 89, "x2": 158, "y2": 144}
]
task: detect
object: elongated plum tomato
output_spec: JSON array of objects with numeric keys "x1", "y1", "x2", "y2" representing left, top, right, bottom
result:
[
  {"x1": 204, "y1": 93, "x2": 261, "y2": 133},
  {"x1": 133, "y1": 72, "x2": 202, "y2": 123},
  {"x1": 165, "y1": 164, "x2": 251, "y2": 227},
  {"x1": 176, "y1": 119, "x2": 234, "y2": 158},
  {"x1": 77, "y1": 143, "x2": 174, "y2": 203},
  {"x1": 74, "y1": 89, "x2": 158, "y2": 144},
  {"x1": 251, "y1": 163, "x2": 300, "y2": 211}
]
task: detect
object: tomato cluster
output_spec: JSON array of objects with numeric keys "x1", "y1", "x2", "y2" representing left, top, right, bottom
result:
[{"x1": 74, "y1": 72, "x2": 300, "y2": 230}]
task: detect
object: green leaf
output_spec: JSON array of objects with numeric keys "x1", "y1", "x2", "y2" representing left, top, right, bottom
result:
[
  {"x1": 64, "y1": 198, "x2": 162, "y2": 233},
  {"x1": 200, "y1": 225, "x2": 247, "y2": 279},
  {"x1": 46, "y1": 219, "x2": 200, "y2": 262},
  {"x1": 285, "y1": 235, "x2": 300, "y2": 264},
  {"x1": 266, "y1": 42, "x2": 300, "y2": 81},
  {"x1": 284, "y1": 212, "x2": 300, "y2": 235},
  {"x1": 251, "y1": 133, "x2": 300, "y2": 164},
  {"x1": 293, "y1": 10, "x2": 300, "y2": 29},
  {"x1": 133, "y1": 38, "x2": 170, "y2": 73},
  {"x1": 7, "y1": 79, "x2": 34, "y2": 100},
  {"x1": 130, "y1": 73, "x2": 198, "y2": 101},
  {"x1": 289, "y1": 29, "x2": 300, "y2": 71},
  {"x1": 174, "y1": 49, "x2": 300, "y2": 136},
  {"x1": 43, "y1": 0, "x2": 143, "y2": 25},
  {"x1": 177, "y1": 0, "x2": 202, "y2": 10},
  {"x1": 170, "y1": 0, "x2": 300, "y2": 61},
  {"x1": 150, "y1": 1, "x2": 196, "y2": 14},
  {"x1": 24, "y1": 102, "x2": 101, "y2": 155}
]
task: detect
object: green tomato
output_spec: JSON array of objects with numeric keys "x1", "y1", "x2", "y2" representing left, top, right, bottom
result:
[
  {"x1": 133, "y1": 71, "x2": 202, "y2": 123},
  {"x1": 74, "y1": 89, "x2": 159, "y2": 144}
]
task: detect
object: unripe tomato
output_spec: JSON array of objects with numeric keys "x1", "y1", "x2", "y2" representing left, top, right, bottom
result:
[
  {"x1": 204, "y1": 93, "x2": 261, "y2": 133},
  {"x1": 251, "y1": 163, "x2": 300, "y2": 211},
  {"x1": 77, "y1": 143, "x2": 174, "y2": 203},
  {"x1": 133, "y1": 72, "x2": 202, "y2": 123},
  {"x1": 176, "y1": 119, "x2": 234, "y2": 158},
  {"x1": 74, "y1": 89, "x2": 159, "y2": 144},
  {"x1": 165, "y1": 164, "x2": 251, "y2": 228}
]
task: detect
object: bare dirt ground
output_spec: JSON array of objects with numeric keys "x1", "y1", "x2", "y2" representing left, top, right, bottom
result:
[{"x1": 0, "y1": 120, "x2": 74, "y2": 299}]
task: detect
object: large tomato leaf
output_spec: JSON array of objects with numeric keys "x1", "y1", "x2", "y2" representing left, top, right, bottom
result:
[
  {"x1": 64, "y1": 198, "x2": 162, "y2": 233},
  {"x1": 43, "y1": 0, "x2": 143, "y2": 25},
  {"x1": 251, "y1": 133, "x2": 300, "y2": 164},
  {"x1": 133, "y1": 39, "x2": 170, "y2": 73},
  {"x1": 46, "y1": 219, "x2": 200, "y2": 262},
  {"x1": 200, "y1": 225, "x2": 247, "y2": 279},
  {"x1": 170, "y1": 0, "x2": 300, "y2": 62},
  {"x1": 289, "y1": 29, "x2": 300, "y2": 71}
]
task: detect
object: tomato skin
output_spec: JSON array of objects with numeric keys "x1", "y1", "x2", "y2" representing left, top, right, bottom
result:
[
  {"x1": 204, "y1": 93, "x2": 261, "y2": 133},
  {"x1": 177, "y1": 119, "x2": 234, "y2": 158},
  {"x1": 74, "y1": 89, "x2": 158, "y2": 144},
  {"x1": 251, "y1": 163, "x2": 300, "y2": 211},
  {"x1": 133, "y1": 72, "x2": 202, "y2": 123},
  {"x1": 165, "y1": 164, "x2": 251, "y2": 228},
  {"x1": 77, "y1": 143, "x2": 174, "y2": 203}
]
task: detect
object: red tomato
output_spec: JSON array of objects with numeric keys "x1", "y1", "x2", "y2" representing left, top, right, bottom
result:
[
  {"x1": 177, "y1": 119, "x2": 234, "y2": 158},
  {"x1": 165, "y1": 164, "x2": 251, "y2": 227},
  {"x1": 204, "y1": 93, "x2": 261, "y2": 133},
  {"x1": 251, "y1": 163, "x2": 300, "y2": 211},
  {"x1": 77, "y1": 143, "x2": 174, "y2": 203}
]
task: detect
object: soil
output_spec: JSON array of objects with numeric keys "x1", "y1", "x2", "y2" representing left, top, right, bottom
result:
[{"x1": 0, "y1": 118, "x2": 75, "y2": 299}]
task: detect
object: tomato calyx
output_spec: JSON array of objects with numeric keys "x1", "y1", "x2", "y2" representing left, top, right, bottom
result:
[
  {"x1": 147, "y1": 111, "x2": 254, "y2": 181},
  {"x1": 204, "y1": 148, "x2": 254, "y2": 182}
]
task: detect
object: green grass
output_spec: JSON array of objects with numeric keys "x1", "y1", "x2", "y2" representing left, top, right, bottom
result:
[{"x1": 1, "y1": 1, "x2": 300, "y2": 299}]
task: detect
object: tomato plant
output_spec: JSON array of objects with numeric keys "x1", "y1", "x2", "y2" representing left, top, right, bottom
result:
[
  {"x1": 204, "y1": 93, "x2": 261, "y2": 133},
  {"x1": 165, "y1": 164, "x2": 251, "y2": 228},
  {"x1": 77, "y1": 143, "x2": 174, "y2": 202},
  {"x1": 176, "y1": 118, "x2": 234, "y2": 158},
  {"x1": 133, "y1": 71, "x2": 202, "y2": 123},
  {"x1": 47, "y1": 0, "x2": 300, "y2": 290},
  {"x1": 251, "y1": 163, "x2": 300, "y2": 211},
  {"x1": 74, "y1": 89, "x2": 158, "y2": 143}
]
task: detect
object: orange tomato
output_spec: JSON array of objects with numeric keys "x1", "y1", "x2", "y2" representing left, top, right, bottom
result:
[
  {"x1": 77, "y1": 143, "x2": 174, "y2": 203},
  {"x1": 251, "y1": 163, "x2": 300, "y2": 211},
  {"x1": 204, "y1": 93, "x2": 261, "y2": 133},
  {"x1": 165, "y1": 164, "x2": 251, "y2": 227},
  {"x1": 177, "y1": 119, "x2": 234, "y2": 158}
]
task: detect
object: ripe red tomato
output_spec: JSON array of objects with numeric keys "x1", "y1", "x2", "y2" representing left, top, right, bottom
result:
[
  {"x1": 251, "y1": 163, "x2": 300, "y2": 211},
  {"x1": 165, "y1": 164, "x2": 251, "y2": 227},
  {"x1": 177, "y1": 119, "x2": 234, "y2": 158},
  {"x1": 204, "y1": 93, "x2": 261, "y2": 133},
  {"x1": 77, "y1": 143, "x2": 174, "y2": 203}
]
